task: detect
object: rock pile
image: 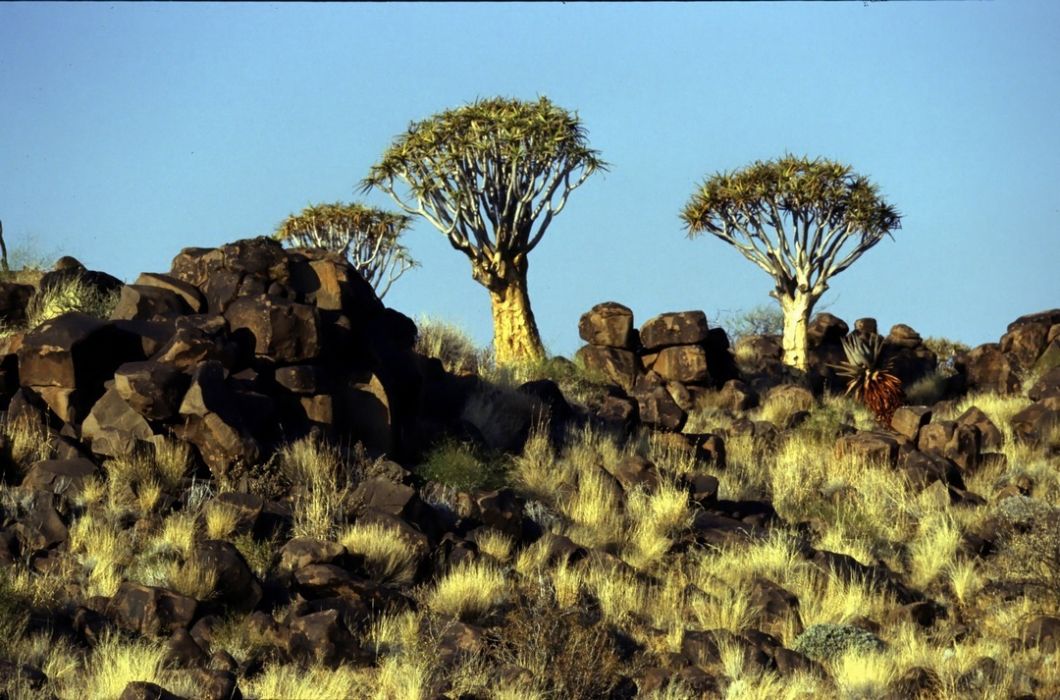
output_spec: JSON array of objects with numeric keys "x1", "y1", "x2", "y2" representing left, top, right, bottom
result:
[
  {"x1": 575, "y1": 302, "x2": 738, "y2": 432},
  {"x1": 1, "y1": 237, "x2": 478, "y2": 486},
  {"x1": 957, "y1": 308, "x2": 1060, "y2": 445}
]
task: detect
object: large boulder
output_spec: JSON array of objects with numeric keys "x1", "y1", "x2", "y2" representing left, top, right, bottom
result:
[
  {"x1": 114, "y1": 361, "x2": 190, "y2": 421},
  {"x1": 17, "y1": 312, "x2": 146, "y2": 422},
  {"x1": 81, "y1": 387, "x2": 157, "y2": 457},
  {"x1": 653, "y1": 345, "x2": 710, "y2": 384},
  {"x1": 639, "y1": 311, "x2": 709, "y2": 351},
  {"x1": 0, "y1": 282, "x2": 34, "y2": 325},
  {"x1": 957, "y1": 343, "x2": 1021, "y2": 395},
  {"x1": 574, "y1": 345, "x2": 640, "y2": 392},
  {"x1": 578, "y1": 302, "x2": 635, "y2": 349},
  {"x1": 107, "y1": 583, "x2": 198, "y2": 637},
  {"x1": 224, "y1": 295, "x2": 321, "y2": 364},
  {"x1": 109, "y1": 285, "x2": 191, "y2": 322}
]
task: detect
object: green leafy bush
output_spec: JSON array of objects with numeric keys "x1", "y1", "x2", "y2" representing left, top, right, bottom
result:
[
  {"x1": 416, "y1": 438, "x2": 509, "y2": 491},
  {"x1": 792, "y1": 623, "x2": 886, "y2": 661}
]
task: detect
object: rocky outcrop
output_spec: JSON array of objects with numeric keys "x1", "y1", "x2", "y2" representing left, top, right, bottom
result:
[{"x1": 576, "y1": 302, "x2": 738, "y2": 432}]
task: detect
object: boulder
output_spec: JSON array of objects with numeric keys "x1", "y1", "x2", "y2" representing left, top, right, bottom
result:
[
  {"x1": 107, "y1": 582, "x2": 198, "y2": 637},
  {"x1": 179, "y1": 361, "x2": 234, "y2": 418},
  {"x1": 81, "y1": 387, "x2": 157, "y2": 457},
  {"x1": 21, "y1": 457, "x2": 99, "y2": 496},
  {"x1": 0, "y1": 281, "x2": 34, "y2": 324},
  {"x1": 606, "y1": 455, "x2": 661, "y2": 493},
  {"x1": 834, "y1": 431, "x2": 899, "y2": 466},
  {"x1": 1022, "y1": 615, "x2": 1060, "y2": 653},
  {"x1": 574, "y1": 345, "x2": 640, "y2": 392},
  {"x1": 807, "y1": 313, "x2": 848, "y2": 347},
  {"x1": 578, "y1": 302, "x2": 634, "y2": 348},
  {"x1": 632, "y1": 383, "x2": 686, "y2": 432},
  {"x1": 224, "y1": 295, "x2": 321, "y2": 364},
  {"x1": 1010, "y1": 401, "x2": 1060, "y2": 446},
  {"x1": 653, "y1": 345, "x2": 710, "y2": 384},
  {"x1": 718, "y1": 379, "x2": 759, "y2": 412},
  {"x1": 274, "y1": 364, "x2": 323, "y2": 395},
  {"x1": 152, "y1": 315, "x2": 236, "y2": 372},
  {"x1": 133, "y1": 273, "x2": 206, "y2": 313},
  {"x1": 957, "y1": 344, "x2": 1021, "y2": 394},
  {"x1": 1000, "y1": 320, "x2": 1050, "y2": 371},
  {"x1": 114, "y1": 361, "x2": 190, "y2": 421},
  {"x1": 287, "y1": 608, "x2": 364, "y2": 667},
  {"x1": 1028, "y1": 366, "x2": 1060, "y2": 402},
  {"x1": 110, "y1": 285, "x2": 191, "y2": 322},
  {"x1": 891, "y1": 406, "x2": 932, "y2": 442},
  {"x1": 955, "y1": 406, "x2": 1004, "y2": 450},
  {"x1": 336, "y1": 373, "x2": 393, "y2": 454},
  {"x1": 278, "y1": 538, "x2": 347, "y2": 576},
  {"x1": 918, "y1": 421, "x2": 980, "y2": 471},
  {"x1": 173, "y1": 411, "x2": 260, "y2": 483},
  {"x1": 639, "y1": 311, "x2": 709, "y2": 350},
  {"x1": 188, "y1": 540, "x2": 263, "y2": 612}
]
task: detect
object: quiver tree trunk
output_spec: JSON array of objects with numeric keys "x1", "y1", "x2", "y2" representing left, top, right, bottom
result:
[
  {"x1": 779, "y1": 290, "x2": 816, "y2": 372},
  {"x1": 488, "y1": 273, "x2": 545, "y2": 367}
]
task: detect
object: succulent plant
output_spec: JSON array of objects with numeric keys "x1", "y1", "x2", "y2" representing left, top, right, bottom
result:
[{"x1": 833, "y1": 333, "x2": 904, "y2": 426}]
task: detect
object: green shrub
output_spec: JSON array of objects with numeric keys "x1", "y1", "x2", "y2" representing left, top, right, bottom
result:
[
  {"x1": 792, "y1": 623, "x2": 886, "y2": 661},
  {"x1": 416, "y1": 438, "x2": 509, "y2": 491},
  {"x1": 904, "y1": 370, "x2": 950, "y2": 406}
]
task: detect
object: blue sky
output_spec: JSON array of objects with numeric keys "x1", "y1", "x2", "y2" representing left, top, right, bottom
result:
[{"x1": 1, "y1": 2, "x2": 1057, "y2": 356}]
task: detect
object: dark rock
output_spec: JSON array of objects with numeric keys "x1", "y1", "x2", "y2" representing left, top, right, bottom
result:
[
  {"x1": 1022, "y1": 615, "x2": 1060, "y2": 652},
  {"x1": 640, "y1": 311, "x2": 709, "y2": 350},
  {"x1": 772, "y1": 647, "x2": 824, "y2": 677},
  {"x1": 749, "y1": 577, "x2": 801, "y2": 625},
  {"x1": 474, "y1": 488, "x2": 525, "y2": 539},
  {"x1": 918, "y1": 421, "x2": 980, "y2": 471},
  {"x1": 274, "y1": 364, "x2": 323, "y2": 394},
  {"x1": 118, "y1": 681, "x2": 183, "y2": 700},
  {"x1": 900, "y1": 449, "x2": 964, "y2": 491},
  {"x1": 110, "y1": 284, "x2": 191, "y2": 322},
  {"x1": 574, "y1": 345, "x2": 640, "y2": 392},
  {"x1": 593, "y1": 394, "x2": 638, "y2": 430},
  {"x1": 107, "y1": 582, "x2": 198, "y2": 637},
  {"x1": 288, "y1": 608, "x2": 365, "y2": 667},
  {"x1": 114, "y1": 361, "x2": 190, "y2": 421},
  {"x1": 682, "y1": 473, "x2": 719, "y2": 506},
  {"x1": 578, "y1": 302, "x2": 634, "y2": 348},
  {"x1": 957, "y1": 343, "x2": 1021, "y2": 394},
  {"x1": 889, "y1": 666, "x2": 941, "y2": 699},
  {"x1": 224, "y1": 295, "x2": 321, "y2": 364},
  {"x1": 607, "y1": 455, "x2": 660, "y2": 493},
  {"x1": 81, "y1": 387, "x2": 156, "y2": 457},
  {"x1": 21, "y1": 457, "x2": 98, "y2": 496},
  {"x1": 834, "y1": 431, "x2": 900, "y2": 466},
  {"x1": 213, "y1": 492, "x2": 265, "y2": 535},
  {"x1": 653, "y1": 345, "x2": 710, "y2": 383},
  {"x1": 278, "y1": 538, "x2": 347, "y2": 576},
  {"x1": 718, "y1": 379, "x2": 759, "y2": 412},
  {"x1": 188, "y1": 540, "x2": 263, "y2": 612},
  {"x1": 690, "y1": 511, "x2": 764, "y2": 547},
  {"x1": 164, "y1": 628, "x2": 208, "y2": 669},
  {"x1": 335, "y1": 373, "x2": 393, "y2": 455},
  {"x1": 152, "y1": 315, "x2": 236, "y2": 372},
  {"x1": 632, "y1": 383, "x2": 686, "y2": 432},
  {"x1": 1010, "y1": 401, "x2": 1060, "y2": 446},
  {"x1": 891, "y1": 406, "x2": 932, "y2": 442},
  {"x1": 191, "y1": 669, "x2": 242, "y2": 700},
  {"x1": 0, "y1": 281, "x2": 34, "y2": 325},
  {"x1": 134, "y1": 273, "x2": 206, "y2": 313},
  {"x1": 807, "y1": 313, "x2": 848, "y2": 347},
  {"x1": 1000, "y1": 320, "x2": 1050, "y2": 371},
  {"x1": 349, "y1": 478, "x2": 417, "y2": 518},
  {"x1": 955, "y1": 406, "x2": 1004, "y2": 450},
  {"x1": 1028, "y1": 366, "x2": 1060, "y2": 402}
]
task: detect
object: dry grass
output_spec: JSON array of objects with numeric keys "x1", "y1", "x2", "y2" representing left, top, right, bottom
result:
[
  {"x1": 427, "y1": 560, "x2": 510, "y2": 622},
  {"x1": 340, "y1": 521, "x2": 420, "y2": 584}
]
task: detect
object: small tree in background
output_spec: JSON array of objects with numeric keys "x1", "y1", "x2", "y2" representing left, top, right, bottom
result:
[
  {"x1": 363, "y1": 96, "x2": 606, "y2": 366},
  {"x1": 274, "y1": 202, "x2": 416, "y2": 298},
  {"x1": 681, "y1": 155, "x2": 902, "y2": 371}
]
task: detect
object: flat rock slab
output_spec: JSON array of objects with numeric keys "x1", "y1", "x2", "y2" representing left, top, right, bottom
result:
[{"x1": 640, "y1": 311, "x2": 709, "y2": 351}]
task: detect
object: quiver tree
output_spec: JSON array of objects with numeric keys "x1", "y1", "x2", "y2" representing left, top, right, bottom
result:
[
  {"x1": 363, "y1": 96, "x2": 606, "y2": 365},
  {"x1": 274, "y1": 202, "x2": 416, "y2": 298},
  {"x1": 681, "y1": 155, "x2": 902, "y2": 371}
]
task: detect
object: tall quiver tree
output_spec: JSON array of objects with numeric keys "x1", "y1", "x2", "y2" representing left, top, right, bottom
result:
[
  {"x1": 681, "y1": 155, "x2": 902, "y2": 371},
  {"x1": 363, "y1": 96, "x2": 606, "y2": 365},
  {"x1": 274, "y1": 202, "x2": 415, "y2": 298}
]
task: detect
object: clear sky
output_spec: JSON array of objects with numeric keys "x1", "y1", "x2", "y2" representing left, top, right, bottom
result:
[{"x1": 2, "y1": 2, "x2": 1058, "y2": 356}]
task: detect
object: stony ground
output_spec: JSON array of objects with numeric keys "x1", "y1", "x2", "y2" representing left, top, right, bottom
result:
[{"x1": 0, "y1": 237, "x2": 1057, "y2": 699}]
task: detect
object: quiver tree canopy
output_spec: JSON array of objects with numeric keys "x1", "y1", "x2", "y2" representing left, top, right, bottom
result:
[
  {"x1": 363, "y1": 96, "x2": 606, "y2": 364},
  {"x1": 274, "y1": 202, "x2": 415, "y2": 298},
  {"x1": 681, "y1": 155, "x2": 902, "y2": 370}
]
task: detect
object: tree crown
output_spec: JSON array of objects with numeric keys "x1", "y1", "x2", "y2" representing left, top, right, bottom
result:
[
  {"x1": 681, "y1": 154, "x2": 901, "y2": 298},
  {"x1": 274, "y1": 202, "x2": 415, "y2": 298},
  {"x1": 362, "y1": 96, "x2": 605, "y2": 286}
]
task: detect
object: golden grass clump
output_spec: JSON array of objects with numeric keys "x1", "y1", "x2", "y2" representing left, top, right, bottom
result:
[
  {"x1": 340, "y1": 521, "x2": 420, "y2": 585},
  {"x1": 427, "y1": 560, "x2": 510, "y2": 622}
]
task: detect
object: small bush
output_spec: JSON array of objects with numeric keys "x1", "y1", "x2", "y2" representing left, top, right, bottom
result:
[
  {"x1": 719, "y1": 304, "x2": 784, "y2": 341},
  {"x1": 792, "y1": 623, "x2": 886, "y2": 662},
  {"x1": 417, "y1": 439, "x2": 509, "y2": 491},
  {"x1": 904, "y1": 370, "x2": 950, "y2": 406}
]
